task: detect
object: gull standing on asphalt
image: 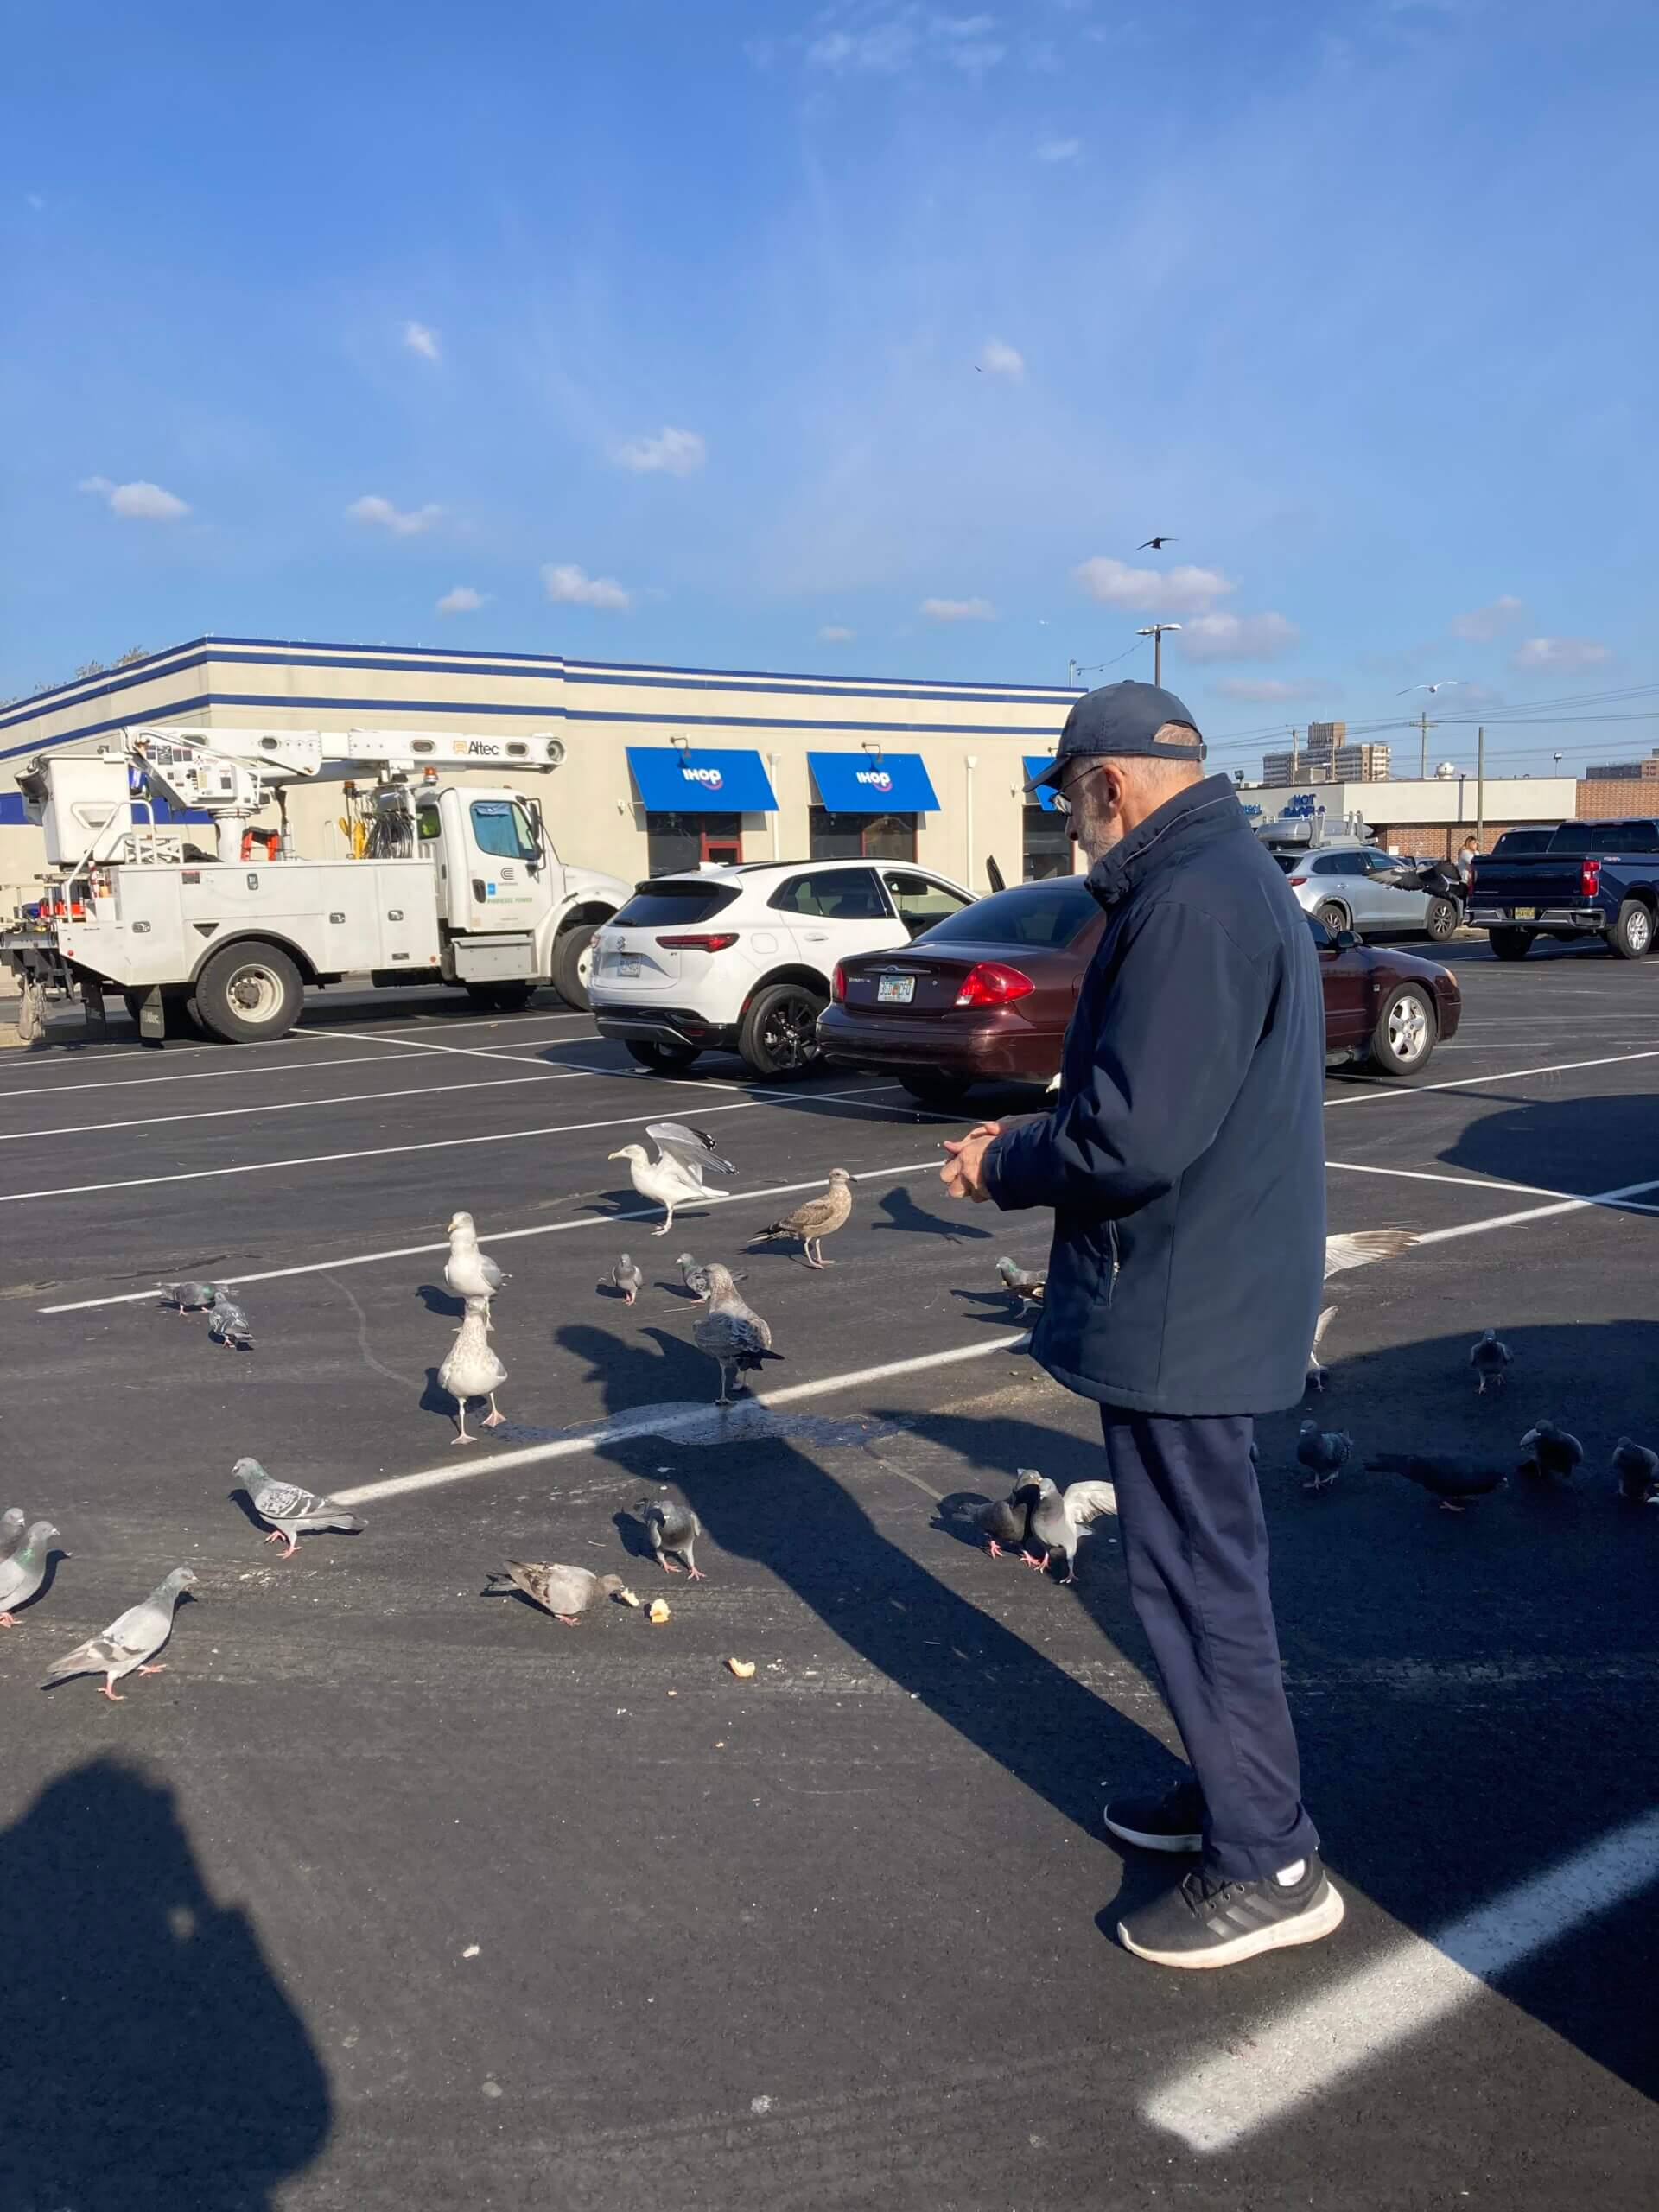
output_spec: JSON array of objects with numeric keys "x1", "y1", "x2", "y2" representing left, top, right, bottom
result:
[
  {"x1": 692, "y1": 1263, "x2": 783, "y2": 1405},
  {"x1": 609, "y1": 1122, "x2": 737, "y2": 1236},
  {"x1": 445, "y1": 1212, "x2": 507, "y2": 1324},
  {"x1": 762, "y1": 1168, "x2": 853, "y2": 1268},
  {"x1": 439, "y1": 1295, "x2": 509, "y2": 1444},
  {"x1": 41, "y1": 1567, "x2": 197, "y2": 1700}
]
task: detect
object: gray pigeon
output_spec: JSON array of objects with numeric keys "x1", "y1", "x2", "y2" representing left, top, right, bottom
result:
[
  {"x1": 1470, "y1": 1330, "x2": 1512, "y2": 1394},
  {"x1": 609, "y1": 1254, "x2": 645, "y2": 1306},
  {"x1": 208, "y1": 1296, "x2": 254, "y2": 1350},
  {"x1": 642, "y1": 1498, "x2": 704, "y2": 1580},
  {"x1": 965, "y1": 1484, "x2": 1035, "y2": 1560},
  {"x1": 232, "y1": 1456, "x2": 364, "y2": 1556},
  {"x1": 1519, "y1": 1420, "x2": 1583, "y2": 1483},
  {"x1": 0, "y1": 1506, "x2": 25, "y2": 1567},
  {"x1": 1611, "y1": 1437, "x2": 1659, "y2": 1507},
  {"x1": 995, "y1": 1257, "x2": 1046, "y2": 1311},
  {"x1": 0, "y1": 1519, "x2": 62, "y2": 1624},
  {"x1": 676, "y1": 1252, "x2": 715, "y2": 1300},
  {"x1": 41, "y1": 1567, "x2": 197, "y2": 1700},
  {"x1": 1297, "y1": 1421, "x2": 1352, "y2": 1493},
  {"x1": 1012, "y1": 1470, "x2": 1117, "y2": 1584},
  {"x1": 159, "y1": 1281, "x2": 218, "y2": 1314},
  {"x1": 693, "y1": 1263, "x2": 784, "y2": 1405},
  {"x1": 1367, "y1": 1451, "x2": 1505, "y2": 1512},
  {"x1": 482, "y1": 1560, "x2": 626, "y2": 1624}
]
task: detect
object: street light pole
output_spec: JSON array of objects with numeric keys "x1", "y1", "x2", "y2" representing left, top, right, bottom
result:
[
  {"x1": 1135, "y1": 623, "x2": 1182, "y2": 685},
  {"x1": 1476, "y1": 725, "x2": 1485, "y2": 851}
]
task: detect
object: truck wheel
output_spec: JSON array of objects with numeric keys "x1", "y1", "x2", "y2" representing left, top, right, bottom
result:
[
  {"x1": 464, "y1": 982, "x2": 533, "y2": 1012},
  {"x1": 627, "y1": 1041, "x2": 701, "y2": 1074},
  {"x1": 552, "y1": 924, "x2": 597, "y2": 1010},
  {"x1": 1424, "y1": 895, "x2": 1460, "y2": 944},
  {"x1": 898, "y1": 1071, "x2": 973, "y2": 1108},
  {"x1": 1316, "y1": 901, "x2": 1351, "y2": 936},
  {"x1": 1608, "y1": 899, "x2": 1654, "y2": 960},
  {"x1": 194, "y1": 944, "x2": 304, "y2": 1043},
  {"x1": 1488, "y1": 928, "x2": 1535, "y2": 962},
  {"x1": 739, "y1": 982, "x2": 827, "y2": 1081},
  {"x1": 1368, "y1": 983, "x2": 1437, "y2": 1077}
]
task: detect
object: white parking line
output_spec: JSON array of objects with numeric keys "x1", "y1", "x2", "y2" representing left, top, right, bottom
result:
[
  {"x1": 1412, "y1": 1175, "x2": 1659, "y2": 1242},
  {"x1": 1327, "y1": 1045, "x2": 1659, "y2": 1108},
  {"x1": 289, "y1": 1024, "x2": 610, "y2": 1073},
  {"x1": 0, "y1": 1029, "x2": 591, "y2": 1101},
  {"x1": 1143, "y1": 1807, "x2": 1659, "y2": 2155},
  {"x1": 330, "y1": 1333, "x2": 1032, "y2": 1508},
  {"x1": 0, "y1": 1002, "x2": 593, "y2": 1077},
  {"x1": 294, "y1": 1024, "x2": 754, "y2": 1091}
]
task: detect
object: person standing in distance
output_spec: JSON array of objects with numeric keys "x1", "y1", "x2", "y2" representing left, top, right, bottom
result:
[{"x1": 940, "y1": 681, "x2": 1340, "y2": 1968}]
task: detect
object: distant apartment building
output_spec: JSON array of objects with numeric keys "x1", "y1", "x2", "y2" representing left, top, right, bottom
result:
[
  {"x1": 1585, "y1": 747, "x2": 1659, "y2": 781},
  {"x1": 1261, "y1": 723, "x2": 1393, "y2": 785}
]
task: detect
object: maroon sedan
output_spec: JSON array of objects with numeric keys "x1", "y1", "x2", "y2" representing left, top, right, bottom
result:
[{"x1": 817, "y1": 876, "x2": 1461, "y2": 1106}]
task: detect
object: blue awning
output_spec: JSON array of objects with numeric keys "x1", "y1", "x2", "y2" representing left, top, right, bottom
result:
[
  {"x1": 626, "y1": 746, "x2": 778, "y2": 813},
  {"x1": 1024, "y1": 756, "x2": 1060, "y2": 811},
  {"x1": 808, "y1": 751, "x2": 939, "y2": 812}
]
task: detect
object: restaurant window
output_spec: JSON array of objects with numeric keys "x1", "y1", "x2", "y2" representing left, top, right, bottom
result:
[
  {"x1": 645, "y1": 811, "x2": 741, "y2": 876},
  {"x1": 1022, "y1": 802, "x2": 1071, "y2": 880},
  {"x1": 809, "y1": 807, "x2": 918, "y2": 862}
]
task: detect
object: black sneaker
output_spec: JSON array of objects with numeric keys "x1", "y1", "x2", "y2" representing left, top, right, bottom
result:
[
  {"x1": 1117, "y1": 1853, "x2": 1344, "y2": 1969},
  {"x1": 1103, "y1": 1778, "x2": 1205, "y2": 1854}
]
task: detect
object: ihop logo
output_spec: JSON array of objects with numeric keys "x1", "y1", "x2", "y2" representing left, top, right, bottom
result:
[
  {"x1": 855, "y1": 768, "x2": 893, "y2": 794},
  {"x1": 681, "y1": 763, "x2": 724, "y2": 791}
]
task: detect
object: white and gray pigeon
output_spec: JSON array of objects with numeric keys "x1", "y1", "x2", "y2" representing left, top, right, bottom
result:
[
  {"x1": 0, "y1": 1519, "x2": 62, "y2": 1625},
  {"x1": 1519, "y1": 1420, "x2": 1583, "y2": 1483},
  {"x1": 676, "y1": 1252, "x2": 715, "y2": 1300},
  {"x1": 1306, "y1": 1305, "x2": 1338, "y2": 1391},
  {"x1": 232, "y1": 1456, "x2": 364, "y2": 1556},
  {"x1": 609, "y1": 1254, "x2": 645, "y2": 1306},
  {"x1": 1324, "y1": 1229, "x2": 1420, "y2": 1278},
  {"x1": 208, "y1": 1296, "x2": 253, "y2": 1350},
  {"x1": 445, "y1": 1211, "x2": 508, "y2": 1320},
  {"x1": 1296, "y1": 1421, "x2": 1352, "y2": 1493},
  {"x1": 41, "y1": 1567, "x2": 197, "y2": 1700},
  {"x1": 1011, "y1": 1470, "x2": 1117, "y2": 1585},
  {"x1": 482, "y1": 1560, "x2": 626, "y2": 1624},
  {"x1": 1611, "y1": 1437, "x2": 1659, "y2": 1508},
  {"x1": 995, "y1": 1257, "x2": 1046, "y2": 1311},
  {"x1": 0, "y1": 1506, "x2": 25, "y2": 1567},
  {"x1": 692, "y1": 1262, "x2": 783, "y2": 1405},
  {"x1": 608, "y1": 1122, "x2": 737, "y2": 1236},
  {"x1": 1470, "y1": 1330, "x2": 1513, "y2": 1394},
  {"x1": 439, "y1": 1295, "x2": 509, "y2": 1445},
  {"x1": 642, "y1": 1498, "x2": 704, "y2": 1579},
  {"x1": 158, "y1": 1280, "x2": 219, "y2": 1314}
]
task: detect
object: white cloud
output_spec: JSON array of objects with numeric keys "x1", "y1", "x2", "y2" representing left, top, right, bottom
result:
[
  {"x1": 1512, "y1": 635, "x2": 1611, "y2": 674},
  {"x1": 614, "y1": 425, "x2": 707, "y2": 477},
  {"x1": 946, "y1": 38, "x2": 1006, "y2": 76},
  {"x1": 403, "y1": 320, "x2": 441, "y2": 363},
  {"x1": 807, "y1": 23, "x2": 918, "y2": 73},
  {"x1": 805, "y1": 9, "x2": 1004, "y2": 76},
  {"x1": 1213, "y1": 677, "x2": 1325, "y2": 703},
  {"x1": 921, "y1": 595, "x2": 996, "y2": 622},
  {"x1": 978, "y1": 337, "x2": 1025, "y2": 380},
  {"x1": 347, "y1": 493, "x2": 443, "y2": 537},
  {"x1": 1074, "y1": 556, "x2": 1235, "y2": 615},
  {"x1": 1450, "y1": 594, "x2": 1525, "y2": 643},
  {"x1": 435, "y1": 586, "x2": 488, "y2": 616},
  {"x1": 543, "y1": 562, "x2": 632, "y2": 612},
  {"x1": 78, "y1": 475, "x2": 190, "y2": 521},
  {"x1": 1177, "y1": 611, "x2": 1300, "y2": 662},
  {"x1": 818, "y1": 625, "x2": 856, "y2": 643},
  {"x1": 1035, "y1": 137, "x2": 1081, "y2": 162}
]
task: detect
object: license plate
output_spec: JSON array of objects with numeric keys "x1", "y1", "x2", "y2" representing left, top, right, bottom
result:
[
  {"x1": 617, "y1": 954, "x2": 642, "y2": 976},
  {"x1": 877, "y1": 975, "x2": 916, "y2": 1004},
  {"x1": 1511, "y1": 907, "x2": 1537, "y2": 922}
]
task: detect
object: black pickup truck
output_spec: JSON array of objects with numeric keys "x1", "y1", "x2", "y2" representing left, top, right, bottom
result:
[{"x1": 1466, "y1": 818, "x2": 1659, "y2": 959}]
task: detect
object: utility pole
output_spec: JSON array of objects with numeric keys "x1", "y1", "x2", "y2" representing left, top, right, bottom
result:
[
  {"x1": 1417, "y1": 708, "x2": 1434, "y2": 779},
  {"x1": 1290, "y1": 727, "x2": 1300, "y2": 781},
  {"x1": 1476, "y1": 725, "x2": 1485, "y2": 851},
  {"x1": 1135, "y1": 623, "x2": 1182, "y2": 685}
]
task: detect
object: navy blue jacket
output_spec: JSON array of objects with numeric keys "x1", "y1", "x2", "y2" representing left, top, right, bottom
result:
[{"x1": 983, "y1": 775, "x2": 1325, "y2": 1415}]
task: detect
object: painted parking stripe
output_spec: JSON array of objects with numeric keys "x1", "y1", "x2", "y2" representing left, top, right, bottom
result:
[
  {"x1": 1326, "y1": 1045, "x2": 1659, "y2": 1108},
  {"x1": 295, "y1": 1023, "x2": 755, "y2": 1092},
  {"x1": 1410, "y1": 1176, "x2": 1659, "y2": 1242},
  {"x1": 1326, "y1": 1160, "x2": 1659, "y2": 1213},
  {"x1": 0, "y1": 1028, "x2": 590, "y2": 1101},
  {"x1": 1143, "y1": 1808, "x2": 1659, "y2": 2155}
]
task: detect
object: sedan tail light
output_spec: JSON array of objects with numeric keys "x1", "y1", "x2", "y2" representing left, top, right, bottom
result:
[
  {"x1": 953, "y1": 961, "x2": 1035, "y2": 1008},
  {"x1": 1580, "y1": 856, "x2": 1601, "y2": 899},
  {"x1": 832, "y1": 961, "x2": 848, "y2": 1002},
  {"x1": 656, "y1": 932, "x2": 740, "y2": 951}
]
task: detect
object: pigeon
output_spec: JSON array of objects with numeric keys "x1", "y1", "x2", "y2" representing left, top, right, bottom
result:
[
  {"x1": 1367, "y1": 1451, "x2": 1506, "y2": 1512},
  {"x1": 1296, "y1": 1421, "x2": 1352, "y2": 1493},
  {"x1": 642, "y1": 1498, "x2": 704, "y2": 1580},
  {"x1": 608, "y1": 1122, "x2": 737, "y2": 1236},
  {"x1": 966, "y1": 1484, "x2": 1036, "y2": 1560},
  {"x1": 158, "y1": 1280, "x2": 219, "y2": 1314},
  {"x1": 0, "y1": 1520, "x2": 62, "y2": 1625},
  {"x1": 445, "y1": 1212, "x2": 507, "y2": 1320},
  {"x1": 438, "y1": 1295, "x2": 508, "y2": 1445},
  {"x1": 41, "y1": 1567, "x2": 197, "y2": 1700},
  {"x1": 0, "y1": 1506, "x2": 25, "y2": 1567},
  {"x1": 1519, "y1": 1420, "x2": 1583, "y2": 1483},
  {"x1": 676, "y1": 1252, "x2": 715, "y2": 1300},
  {"x1": 762, "y1": 1168, "x2": 853, "y2": 1268},
  {"x1": 1469, "y1": 1330, "x2": 1512, "y2": 1394},
  {"x1": 693, "y1": 1262, "x2": 784, "y2": 1406},
  {"x1": 1136, "y1": 537, "x2": 1176, "y2": 550},
  {"x1": 1611, "y1": 1437, "x2": 1659, "y2": 1507},
  {"x1": 995, "y1": 1257, "x2": 1046, "y2": 1311},
  {"x1": 483, "y1": 1560, "x2": 626, "y2": 1625},
  {"x1": 232, "y1": 1456, "x2": 364, "y2": 1556},
  {"x1": 1306, "y1": 1305, "x2": 1338, "y2": 1391},
  {"x1": 207, "y1": 1297, "x2": 254, "y2": 1350},
  {"x1": 609, "y1": 1254, "x2": 645, "y2": 1306},
  {"x1": 1324, "y1": 1229, "x2": 1420, "y2": 1278},
  {"x1": 1011, "y1": 1470, "x2": 1118, "y2": 1584}
]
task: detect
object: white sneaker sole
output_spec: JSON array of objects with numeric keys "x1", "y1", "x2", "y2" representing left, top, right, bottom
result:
[
  {"x1": 1117, "y1": 1878, "x2": 1345, "y2": 1969},
  {"x1": 1104, "y1": 1812, "x2": 1203, "y2": 1853}
]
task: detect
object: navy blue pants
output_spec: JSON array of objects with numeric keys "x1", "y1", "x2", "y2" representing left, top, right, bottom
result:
[{"x1": 1100, "y1": 1407, "x2": 1319, "y2": 1884}]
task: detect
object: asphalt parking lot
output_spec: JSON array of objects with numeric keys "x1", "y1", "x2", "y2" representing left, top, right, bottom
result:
[{"x1": 2, "y1": 938, "x2": 1656, "y2": 2211}]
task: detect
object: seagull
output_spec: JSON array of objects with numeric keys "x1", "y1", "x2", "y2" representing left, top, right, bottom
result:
[
  {"x1": 1367, "y1": 1452, "x2": 1505, "y2": 1512},
  {"x1": 642, "y1": 1499, "x2": 704, "y2": 1580},
  {"x1": 445, "y1": 1212, "x2": 507, "y2": 1322},
  {"x1": 482, "y1": 1561, "x2": 626, "y2": 1625},
  {"x1": 232, "y1": 1458, "x2": 364, "y2": 1556},
  {"x1": 609, "y1": 1254, "x2": 645, "y2": 1306},
  {"x1": 439, "y1": 1295, "x2": 509, "y2": 1444},
  {"x1": 1296, "y1": 1421, "x2": 1352, "y2": 1493},
  {"x1": 1611, "y1": 1437, "x2": 1659, "y2": 1507},
  {"x1": 692, "y1": 1263, "x2": 783, "y2": 1406},
  {"x1": 41, "y1": 1567, "x2": 197, "y2": 1700},
  {"x1": 1012, "y1": 1470, "x2": 1117, "y2": 1585},
  {"x1": 1518, "y1": 1420, "x2": 1583, "y2": 1484},
  {"x1": 1306, "y1": 1304, "x2": 1338, "y2": 1391},
  {"x1": 609, "y1": 1122, "x2": 737, "y2": 1236},
  {"x1": 1469, "y1": 1329, "x2": 1512, "y2": 1394},
  {"x1": 0, "y1": 1520, "x2": 62, "y2": 1625},
  {"x1": 1324, "y1": 1229, "x2": 1420, "y2": 1278},
  {"x1": 1136, "y1": 537, "x2": 1176, "y2": 550},
  {"x1": 762, "y1": 1169, "x2": 853, "y2": 1268},
  {"x1": 1397, "y1": 680, "x2": 1462, "y2": 696}
]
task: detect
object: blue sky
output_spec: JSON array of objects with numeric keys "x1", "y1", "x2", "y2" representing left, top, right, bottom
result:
[{"x1": 4, "y1": 0, "x2": 1657, "y2": 780}]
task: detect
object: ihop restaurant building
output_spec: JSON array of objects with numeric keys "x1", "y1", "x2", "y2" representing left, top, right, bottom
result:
[{"x1": 0, "y1": 636, "x2": 1076, "y2": 905}]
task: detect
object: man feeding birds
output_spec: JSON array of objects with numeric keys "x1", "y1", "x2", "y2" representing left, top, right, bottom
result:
[{"x1": 941, "y1": 680, "x2": 1338, "y2": 1971}]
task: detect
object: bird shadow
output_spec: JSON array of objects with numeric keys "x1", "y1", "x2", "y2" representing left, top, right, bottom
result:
[
  {"x1": 224, "y1": 1487, "x2": 267, "y2": 1534},
  {"x1": 950, "y1": 1287, "x2": 1032, "y2": 1329},
  {"x1": 7, "y1": 1542, "x2": 73, "y2": 1616},
  {"x1": 594, "y1": 1281, "x2": 636, "y2": 1302},
  {"x1": 559, "y1": 1323, "x2": 715, "y2": 1409},
  {"x1": 416, "y1": 1283, "x2": 465, "y2": 1319},
  {"x1": 419, "y1": 1364, "x2": 460, "y2": 1428},
  {"x1": 611, "y1": 1505, "x2": 659, "y2": 1564},
  {"x1": 931, "y1": 1489, "x2": 997, "y2": 1548},
  {"x1": 870, "y1": 1188, "x2": 995, "y2": 1243}
]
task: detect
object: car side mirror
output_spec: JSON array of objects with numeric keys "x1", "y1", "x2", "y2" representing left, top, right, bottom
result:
[{"x1": 1333, "y1": 927, "x2": 1361, "y2": 952}]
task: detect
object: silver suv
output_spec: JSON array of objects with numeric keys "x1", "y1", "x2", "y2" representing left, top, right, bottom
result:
[{"x1": 1268, "y1": 838, "x2": 1462, "y2": 944}]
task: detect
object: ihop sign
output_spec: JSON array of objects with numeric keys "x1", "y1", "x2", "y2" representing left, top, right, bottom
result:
[
  {"x1": 855, "y1": 767, "x2": 893, "y2": 794},
  {"x1": 681, "y1": 763, "x2": 724, "y2": 791}
]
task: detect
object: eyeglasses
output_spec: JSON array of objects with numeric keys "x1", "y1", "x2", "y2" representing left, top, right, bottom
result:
[{"x1": 1049, "y1": 760, "x2": 1105, "y2": 817}]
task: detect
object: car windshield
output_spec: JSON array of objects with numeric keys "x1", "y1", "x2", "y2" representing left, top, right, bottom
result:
[{"x1": 914, "y1": 879, "x2": 1095, "y2": 948}]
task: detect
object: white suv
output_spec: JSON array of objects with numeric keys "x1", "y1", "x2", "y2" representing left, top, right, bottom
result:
[{"x1": 589, "y1": 858, "x2": 976, "y2": 1078}]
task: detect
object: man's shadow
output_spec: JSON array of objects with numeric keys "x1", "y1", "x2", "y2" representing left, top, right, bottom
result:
[{"x1": 0, "y1": 1755, "x2": 331, "y2": 2210}]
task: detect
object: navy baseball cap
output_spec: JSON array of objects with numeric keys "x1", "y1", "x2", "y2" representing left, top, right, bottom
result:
[{"x1": 1024, "y1": 679, "x2": 1204, "y2": 794}]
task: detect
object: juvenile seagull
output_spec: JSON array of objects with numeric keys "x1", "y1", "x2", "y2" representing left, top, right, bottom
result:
[
  {"x1": 483, "y1": 1560, "x2": 626, "y2": 1625},
  {"x1": 1470, "y1": 1330, "x2": 1512, "y2": 1394},
  {"x1": 642, "y1": 1498, "x2": 705, "y2": 1580},
  {"x1": 1611, "y1": 1437, "x2": 1659, "y2": 1507},
  {"x1": 1368, "y1": 1451, "x2": 1505, "y2": 1512},
  {"x1": 232, "y1": 1457, "x2": 364, "y2": 1556},
  {"x1": 1012, "y1": 1470, "x2": 1118, "y2": 1585},
  {"x1": 0, "y1": 1520, "x2": 62, "y2": 1625},
  {"x1": 995, "y1": 1257, "x2": 1046, "y2": 1312},
  {"x1": 609, "y1": 1122, "x2": 736, "y2": 1236},
  {"x1": 1324, "y1": 1229, "x2": 1420, "y2": 1278},
  {"x1": 763, "y1": 1168, "x2": 853, "y2": 1268},
  {"x1": 609, "y1": 1254, "x2": 645, "y2": 1306},
  {"x1": 693, "y1": 1262, "x2": 783, "y2": 1406},
  {"x1": 439, "y1": 1295, "x2": 509, "y2": 1445},
  {"x1": 41, "y1": 1567, "x2": 197, "y2": 1700},
  {"x1": 208, "y1": 1296, "x2": 254, "y2": 1351},
  {"x1": 1519, "y1": 1420, "x2": 1583, "y2": 1484},
  {"x1": 445, "y1": 1211, "x2": 507, "y2": 1321},
  {"x1": 1297, "y1": 1421, "x2": 1352, "y2": 1493},
  {"x1": 1306, "y1": 1305, "x2": 1338, "y2": 1391},
  {"x1": 158, "y1": 1281, "x2": 219, "y2": 1315}
]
